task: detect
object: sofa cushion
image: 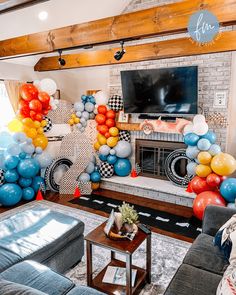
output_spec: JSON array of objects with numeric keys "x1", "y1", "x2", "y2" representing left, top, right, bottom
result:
[
  {"x1": 0, "y1": 205, "x2": 84, "y2": 272},
  {"x1": 183, "y1": 233, "x2": 228, "y2": 275},
  {"x1": 0, "y1": 260, "x2": 75, "y2": 295},
  {"x1": 0, "y1": 279, "x2": 47, "y2": 295},
  {"x1": 67, "y1": 286, "x2": 106, "y2": 295},
  {"x1": 164, "y1": 264, "x2": 222, "y2": 295}
]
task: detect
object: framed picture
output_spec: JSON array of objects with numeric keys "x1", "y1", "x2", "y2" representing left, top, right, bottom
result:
[{"x1": 118, "y1": 111, "x2": 129, "y2": 123}]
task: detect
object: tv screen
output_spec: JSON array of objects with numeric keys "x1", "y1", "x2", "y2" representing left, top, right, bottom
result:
[{"x1": 121, "y1": 66, "x2": 198, "y2": 115}]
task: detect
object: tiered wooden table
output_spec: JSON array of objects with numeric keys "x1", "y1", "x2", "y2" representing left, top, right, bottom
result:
[{"x1": 85, "y1": 222, "x2": 151, "y2": 295}]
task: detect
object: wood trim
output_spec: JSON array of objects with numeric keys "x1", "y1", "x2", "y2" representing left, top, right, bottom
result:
[
  {"x1": 1, "y1": 0, "x2": 236, "y2": 59},
  {"x1": 35, "y1": 30, "x2": 236, "y2": 71}
]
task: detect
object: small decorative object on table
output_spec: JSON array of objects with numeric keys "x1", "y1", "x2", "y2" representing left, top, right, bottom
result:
[
  {"x1": 104, "y1": 202, "x2": 139, "y2": 241},
  {"x1": 118, "y1": 110, "x2": 129, "y2": 123}
]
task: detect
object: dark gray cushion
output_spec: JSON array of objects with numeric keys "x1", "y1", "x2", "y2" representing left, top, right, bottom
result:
[
  {"x1": 164, "y1": 264, "x2": 222, "y2": 295},
  {"x1": 183, "y1": 233, "x2": 228, "y2": 275},
  {"x1": 0, "y1": 260, "x2": 74, "y2": 295},
  {"x1": 0, "y1": 279, "x2": 46, "y2": 295},
  {"x1": 0, "y1": 205, "x2": 84, "y2": 272},
  {"x1": 67, "y1": 286, "x2": 106, "y2": 295}
]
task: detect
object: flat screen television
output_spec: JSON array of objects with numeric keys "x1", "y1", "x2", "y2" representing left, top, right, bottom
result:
[{"x1": 121, "y1": 66, "x2": 198, "y2": 115}]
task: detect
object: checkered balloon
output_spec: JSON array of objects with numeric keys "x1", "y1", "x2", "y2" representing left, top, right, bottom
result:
[
  {"x1": 119, "y1": 130, "x2": 131, "y2": 142},
  {"x1": 43, "y1": 117, "x2": 53, "y2": 133},
  {"x1": 99, "y1": 162, "x2": 114, "y2": 178},
  {"x1": 0, "y1": 169, "x2": 5, "y2": 186},
  {"x1": 108, "y1": 95, "x2": 123, "y2": 112}
]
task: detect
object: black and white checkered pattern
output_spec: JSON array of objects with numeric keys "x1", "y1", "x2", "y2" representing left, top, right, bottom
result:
[
  {"x1": 43, "y1": 117, "x2": 53, "y2": 133},
  {"x1": 108, "y1": 95, "x2": 123, "y2": 112},
  {"x1": 119, "y1": 130, "x2": 131, "y2": 142},
  {"x1": 0, "y1": 169, "x2": 5, "y2": 186},
  {"x1": 99, "y1": 162, "x2": 114, "y2": 178}
]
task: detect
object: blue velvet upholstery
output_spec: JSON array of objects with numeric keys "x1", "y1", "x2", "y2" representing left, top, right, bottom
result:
[
  {"x1": 67, "y1": 286, "x2": 105, "y2": 295},
  {"x1": 0, "y1": 205, "x2": 84, "y2": 272},
  {"x1": 0, "y1": 279, "x2": 47, "y2": 295}
]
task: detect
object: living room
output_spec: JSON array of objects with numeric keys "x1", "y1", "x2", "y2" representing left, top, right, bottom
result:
[{"x1": 0, "y1": 0, "x2": 236, "y2": 294}]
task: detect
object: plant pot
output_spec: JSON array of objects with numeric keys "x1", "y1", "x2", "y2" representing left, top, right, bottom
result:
[{"x1": 124, "y1": 223, "x2": 138, "y2": 234}]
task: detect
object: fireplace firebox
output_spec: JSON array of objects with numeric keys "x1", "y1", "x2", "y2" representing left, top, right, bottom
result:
[{"x1": 135, "y1": 139, "x2": 187, "y2": 180}]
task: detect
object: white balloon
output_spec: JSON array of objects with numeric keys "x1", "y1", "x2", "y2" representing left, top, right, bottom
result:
[
  {"x1": 33, "y1": 80, "x2": 41, "y2": 90},
  {"x1": 94, "y1": 91, "x2": 109, "y2": 106},
  {"x1": 193, "y1": 122, "x2": 209, "y2": 136},
  {"x1": 193, "y1": 114, "x2": 206, "y2": 125},
  {"x1": 39, "y1": 78, "x2": 57, "y2": 95},
  {"x1": 183, "y1": 123, "x2": 193, "y2": 135}
]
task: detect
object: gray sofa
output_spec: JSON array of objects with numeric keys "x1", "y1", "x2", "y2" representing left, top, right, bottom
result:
[
  {"x1": 165, "y1": 205, "x2": 236, "y2": 295},
  {"x1": 0, "y1": 202, "x2": 104, "y2": 295}
]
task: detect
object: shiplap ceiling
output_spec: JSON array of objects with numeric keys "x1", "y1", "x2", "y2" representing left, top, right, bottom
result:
[{"x1": 0, "y1": 0, "x2": 132, "y2": 65}]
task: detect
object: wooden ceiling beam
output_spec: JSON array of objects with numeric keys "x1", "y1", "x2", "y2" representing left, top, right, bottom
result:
[
  {"x1": 1, "y1": 0, "x2": 236, "y2": 59},
  {"x1": 34, "y1": 30, "x2": 236, "y2": 72}
]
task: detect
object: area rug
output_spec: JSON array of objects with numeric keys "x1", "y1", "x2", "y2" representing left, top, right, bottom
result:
[
  {"x1": 70, "y1": 193, "x2": 202, "y2": 239},
  {"x1": 0, "y1": 201, "x2": 191, "y2": 294}
]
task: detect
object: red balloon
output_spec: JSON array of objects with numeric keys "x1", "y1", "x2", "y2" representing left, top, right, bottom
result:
[
  {"x1": 193, "y1": 191, "x2": 226, "y2": 220},
  {"x1": 18, "y1": 99, "x2": 29, "y2": 110},
  {"x1": 190, "y1": 176, "x2": 213, "y2": 194},
  {"x1": 34, "y1": 113, "x2": 43, "y2": 122},
  {"x1": 104, "y1": 132, "x2": 111, "y2": 139},
  {"x1": 19, "y1": 106, "x2": 30, "y2": 118},
  {"x1": 20, "y1": 84, "x2": 38, "y2": 102},
  {"x1": 38, "y1": 92, "x2": 50, "y2": 104},
  {"x1": 30, "y1": 110, "x2": 37, "y2": 120},
  {"x1": 98, "y1": 105, "x2": 107, "y2": 115},
  {"x1": 98, "y1": 125, "x2": 109, "y2": 135},
  {"x1": 42, "y1": 109, "x2": 48, "y2": 115},
  {"x1": 220, "y1": 176, "x2": 227, "y2": 184},
  {"x1": 29, "y1": 99, "x2": 42, "y2": 112},
  {"x1": 95, "y1": 114, "x2": 106, "y2": 125},
  {"x1": 206, "y1": 173, "x2": 221, "y2": 188},
  {"x1": 106, "y1": 119, "x2": 115, "y2": 128},
  {"x1": 106, "y1": 110, "x2": 116, "y2": 119}
]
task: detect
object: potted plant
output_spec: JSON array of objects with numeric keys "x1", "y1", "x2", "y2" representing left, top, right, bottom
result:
[{"x1": 115, "y1": 202, "x2": 139, "y2": 234}]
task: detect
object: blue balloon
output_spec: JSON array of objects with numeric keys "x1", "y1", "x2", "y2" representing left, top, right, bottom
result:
[
  {"x1": 4, "y1": 169, "x2": 19, "y2": 183},
  {"x1": 17, "y1": 158, "x2": 40, "y2": 178},
  {"x1": 209, "y1": 144, "x2": 221, "y2": 156},
  {"x1": 90, "y1": 172, "x2": 101, "y2": 183},
  {"x1": 85, "y1": 162, "x2": 95, "y2": 174},
  {"x1": 0, "y1": 183, "x2": 22, "y2": 206},
  {"x1": 18, "y1": 177, "x2": 32, "y2": 188},
  {"x1": 197, "y1": 139, "x2": 211, "y2": 151},
  {"x1": 78, "y1": 173, "x2": 90, "y2": 182},
  {"x1": 107, "y1": 155, "x2": 118, "y2": 165},
  {"x1": 7, "y1": 143, "x2": 21, "y2": 156},
  {"x1": 99, "y1": 154, "x2": 107, "y2": 162},
  {"x1": 22, "y1": 187, "x2": 35, "y2": 201},
  {"x1": 114, "y1": 159, "x2": 132, "y2": 177},
  {"x1": 19, "y1": 152, "x2": 27, "y2": 159},
  {"x1": 20, "y1": 142, "x2": 35, "y2": 155},
  {"x1": 220, "y1": 178, "x2": 236, "y2": 203},
  {"x1": 34, "y1": 152, "x2": 53, "y2": 169},
  {"x1": 13, "y1": 132, "x2": 27, "y2": 143},
  {"x1": 184, "y1": 133, "x2": 199, "y2": 146},
  {"x1": 94, "y1": 165, "x2": 99, "y2": 172},
  {"x1": 0, "y1": 153, "x2": 6, "y2": 170},
  {"x1": 186, "y1": 162, "x2": 197, "y2": 176},
  {"x1": 0, "y1": 132, "x2": 14, "y2": 148},
  {"x1": 186, "y1": 146, "x2": 200, "y2": 159},
  {"x1": 201, "y1": 131, "x2": 216, "y2": 144},
  {"x1": 4, "y1": 155, "x2": 19, "y2": 170},
  {"x1": 31, "y1": 176, "x2": 45, "y2": 192}
]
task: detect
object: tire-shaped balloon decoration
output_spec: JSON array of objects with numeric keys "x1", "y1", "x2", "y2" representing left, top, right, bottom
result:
[
  {"x1": 43, "y1": 116, "x2": 53, "y2": 133},
  {"x1": 0, "y1": 169, "x2": 5, "y2": 186},
  {"x1": 45, "y1": 157, "x2": 73, "y2": 192},
  {"x1": 165, "y1": 149, "x2": 193, "y2": 187}
]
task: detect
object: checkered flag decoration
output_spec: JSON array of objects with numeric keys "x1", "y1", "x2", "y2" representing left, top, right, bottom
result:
[
  {"x1": 119, "y1": 130, "x2": 131, "y2": 142},
  {"x1": 99, "y1": 162, "x2": 114, "y2": 178},
  {"x1": 0, "y1": 169, "x2": 5, "y2": 186},
  {"x1": 43, "y1": 117, "x2": 53, "y2": 133},
  {"x1": 108, "y1": 95, "x2": 124, "y2": 112}
]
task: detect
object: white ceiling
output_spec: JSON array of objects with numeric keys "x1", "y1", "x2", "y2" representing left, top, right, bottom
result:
[{"x1": 0, "y1": 0, "x2": 132, "y2": 66}]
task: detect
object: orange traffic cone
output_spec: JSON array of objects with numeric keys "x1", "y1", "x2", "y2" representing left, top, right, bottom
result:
[
  {"x1": 131, "y1": 169, "x2": 138, "y2": 178},
  {"x1": 36, "y1": 190, "x2": 44, "y2": 201},
  {"x1": 74, "y1": 186, "x2": 81, "y2": 198},
  {"x1": 186, "y1": 182, "x2": 193, "y2": 193}
]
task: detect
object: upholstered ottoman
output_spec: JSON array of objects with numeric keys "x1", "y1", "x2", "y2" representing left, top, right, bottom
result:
[{"x1": 0, "y1": 201, "x2": 84, "y2": 273}]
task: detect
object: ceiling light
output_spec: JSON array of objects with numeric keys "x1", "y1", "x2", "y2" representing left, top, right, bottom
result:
[
  {"x1": 38, "y1": 11, "x2": 48, "y2": 21},
  {"x1": 58, "y1": 50, "x2": 66, "y2": 67},
  {"x1": 114, "y1": 41, "x2": 126, "y2": 61}
]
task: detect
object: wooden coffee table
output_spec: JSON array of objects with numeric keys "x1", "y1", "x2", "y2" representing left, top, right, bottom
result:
[{"x1": 85, "y1": 222, "x2": 151, "y2": 295}]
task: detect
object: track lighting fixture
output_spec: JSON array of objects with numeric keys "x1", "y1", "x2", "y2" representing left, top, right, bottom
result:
[
  {"x1": 58, "y1": 50, "x2": 66, "y2": 66},
  {"x1": 114, "y1": 41, "x2": 126, "y2": 61}
]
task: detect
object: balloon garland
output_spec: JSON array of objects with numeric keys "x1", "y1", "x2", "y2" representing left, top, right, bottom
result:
[
  {"x1": 184, "y1": 115, "x2": 236, "y2": 220},
  {"x1": 0, "y1": 79, "x2": 57, "y2": 206}
]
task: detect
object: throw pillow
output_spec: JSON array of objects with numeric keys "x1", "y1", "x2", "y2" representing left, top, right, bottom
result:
[
  {"x1": 214, "y1": 215, "x2": 236, "y2": 261},
  {"x1": 0, "y1": 279, "x2": 47, "y2": 295},
  {"x1": 217, "y1": 263, "x2": 236, "y2": 295}
]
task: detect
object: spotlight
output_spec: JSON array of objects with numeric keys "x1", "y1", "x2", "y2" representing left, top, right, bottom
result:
[
  {"x1": 58, "y1": 50, "x2": 66, "y2": 66},
  {"x1": 114, "y1": 41, "x2": 126, "y2": 61}
]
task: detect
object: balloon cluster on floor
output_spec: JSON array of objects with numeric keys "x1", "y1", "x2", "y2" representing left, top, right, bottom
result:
[
  {"x1": 0, "y1": 79, "x2": 57, "y2": 206},
  {"x1": 184, "y1": 115, "x2": 236, "y2": 220},
  {"x1": 78, "y1": 156, "x2": 101, "y2": 190},
  {"x1": 69, "y1": 95, "x2": 96, "y2": 132}
]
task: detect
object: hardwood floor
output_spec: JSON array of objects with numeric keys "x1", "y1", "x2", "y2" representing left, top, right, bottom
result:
[{"x1": 0, "y1": 189, "x2": 194, "y2": 243}]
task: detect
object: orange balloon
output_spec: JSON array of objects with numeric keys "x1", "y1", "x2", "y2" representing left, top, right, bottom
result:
[
  {"x1": 98, "y1": 125, "x2": 109, "y2": 135},
  {"x1": 106, "y1": 119, "x2": 115, "y2": 128},
  {"x1": 91, "y1": 182, "x2": 100, "y2": 190},
  {"x1": 95, "y1": 114, "x2": 106, "y2": 125},
  {"x1": 26, "y1": 128, "x2": 38, "y2": 139},
  {"x1": 106, "y1": 110, "x2": 116, "y2": 119},
  {"x1": 20, "y1": 83, "x2": 38, "y2": 102},
  {"x1": 34, "y1": 121, "x2": 41, "y2": 129},
  {"x1": 37, "y1": 127, "x2": 44, "y2": 134},
  {"x1": 94, "y1": 141, "x2": 101, "y2": 151},
  {"x1": 104, "y1": 132, "x2": 111, "y2": 139},
  {"x1": 33, "y1": 135, "x2": 48, "y2": 150},
  {"x1": 22, "y1": 118, "x2": 35, "y2": 128},
  {"x1": 97, "y1": 105, "x2": 107, "y2": 115}
]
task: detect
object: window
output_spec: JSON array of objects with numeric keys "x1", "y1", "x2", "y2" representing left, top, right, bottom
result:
[{"x1": 0, "y1": 82, "x2": 15, "y2": 129}]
